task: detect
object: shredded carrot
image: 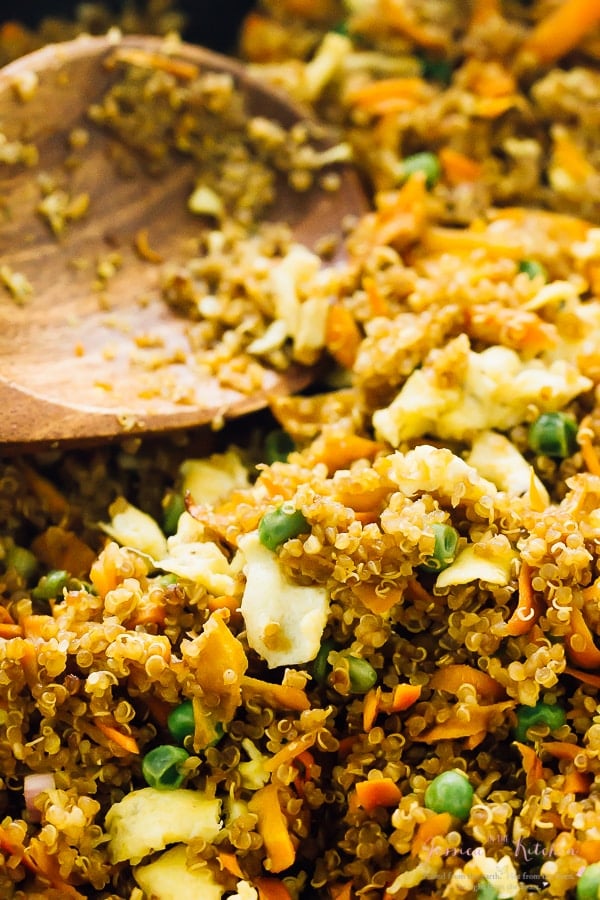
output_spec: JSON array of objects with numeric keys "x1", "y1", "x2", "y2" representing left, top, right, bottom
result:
[
  {"x1": 328, "y1": 882, "x2": 354, "y2": 900},
  {"x1": 361, "y1": 174, "x2": 428, "y2": 250},
  {"x1": 541, "y1": 741, "x2": 582, "y2": 762},
  {"x1": 469, "y1": 0, "x2": 501, "y2": 27},
  {"x1": 384, "y1": 683, "x2": 422, "y2": 712},
  {"x1": 351, "y1": 581, "x2": 402, "y2": 616},
  {"x1": 578, "y1": 416, "x2": 600, "y2": 476},
  {"x1": 347, "y1": 76, "x2": 431, "y2": 115},
  {"x1": 19, "y1": 463, "x2": 69, "y2": 519},
  {"x1": 514, "y1": 740, "x2": 544, "y2": 794},
  {"x1": 363, "y1": 276, "x2": 390, "y2": 318},
  {"x1": 505, "y1": 561, "x2": 540, "y2": 637},
  {"x1": 566, "y1": 605, "x2": 600, "y2": 669},
  {"x1": 439, "y1": 147, "x2": 483, "y2": 185},
  {"x1": 337, "y1": 735, "x2": 358, "y2": 758},
  {"x1": 265, "y1": 733, "x2": 316, "y2": 773},
  {"x1": 411, "y1": 812, "x2": 452, "y2": 857},
  {"x1": 519, "y1": 0, "x2": 600, "y2": 66},
  {"x1": 462, "y1": 58, "x2": 517, "y2": 99},
  {"x1": 577, "y1": 840, "x2": 600, "y2": 863},
  {"x1": 428, "y1": 664, "x2": 506, "y2": 703},
  {"x1": 241, "y1": 675, "x2": 310, "y2": 711},
  {"x1": 0, "y1": 827, "x2": 85, "y2": 899},
  {"x1": 564, "y1": 665, "x2": 600, "y2": 689},
  {"x1": 256, "y1": 876, "x2": 294, "y2": 900},
  {"x1": 415, "y1": 700, "x2": 515, "y2": 743},
  {"x1": 31, "y1": 526, "x2": 96, "y2": 579},
  {"x1": 563, "y1": 770, "x2": 592, "y2": 794},
  {"x1": 362, "y1": 687, "x2": 382, "y2": 731},
  {"x1": 551, "y1": 128, "x2": 596, "y2": 185},
  {"x1": 248, "y1": 783, "x2": 296, "y2": 873},
  {"x1": 19, "y1": 640, "x2": 39, "y2": 688},
  {"x1": 309, "y1": 432, "x2": 384, "y2": 474},
  {"x1": 293, "y1": 750, "x2": 315, "y2": 796},
  {"x1": 218, "y1": 850, "x2": 245, "y2": 878},
  {"x1": 325, "y1": 302, "x2": 362, "y2": 369},
  {"x1": 463, "y1": 730, "x2": 488, "y2": 750},
  {"x1": 405, "y1": 578, "x2": 436, "y2": 606},
  {"x1": 133, "y1": 227, "x2": 164, "y2": 263},
  {"x1": 422, "y1": 224, "x2": 523, "y2": 258},
  {"x1": 108, "y1": 47, "x2": 199, "y2": 80},
  {"x1": 0, "y1": 623, "x2": 23, "y2": 639},
  {"x1": 354, "y1": 777, "x2": 403, "y2": 811},
  {"x1": 126, "y1": 595, "x2": 167, "y2": 629},
  {"x1": 95, "y1": 721, "x2": 140, "y2": 755},
  {"x1": 206, "y1": 594, "x2": 241, "y2": 615},
  {"x1": 144, "y1": 695, "x2": 172, "y2": 728},
  {"x1": 21, "y1": 614, "x2": 52, "y2": 639}
]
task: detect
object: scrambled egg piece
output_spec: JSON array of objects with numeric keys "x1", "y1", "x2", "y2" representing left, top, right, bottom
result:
[
  {"x1": 380, "y1": 445, "x2": 497, "y2": 508},
  {"x1": 105, "y1": 787, "x2": 222, "y2": 865},
  {"x1": 238, "y1": 531, "x2": 329, "y2": 668},
  {"x1": 373, "y1": 339, "x2": 591, "y2": 446},
  {"x1": 180, "y1": 449, "x2": 249, "y2": 506},
  {"x1": 101, "y1": 497, "x2": 168, "y2": 560},
  {"x1": 135, "y1": 845, "x2": 225, "y2": 900},
  {"x1": 466, "y1": 430, "x2": 550, "y2": 504},
  {"x1": 436, "y1": 540, "x2": 517, "y2": 589}
]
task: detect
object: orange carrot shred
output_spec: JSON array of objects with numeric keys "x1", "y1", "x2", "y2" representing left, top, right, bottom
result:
[
  {"x1": 519, "y1": 0, "x2": 600, "y2": 66},
  {"x1": 411, "y1": 812, "x2": 452, "y2": 857},
  {"x1": 328, "y1": 882, "x2": 354, "y2": 900},
  {"x1": 439, "y1": 147, "x2": 483, "y2": 184},
  {"x1": 95, "y1": 721, "x2": 140, "y2": 755},
  {"x1": 354, "y1": 777, "x2": 402, "y2": 811},
  {"x1": 362, "y1": 687, "x2": 382, "y2": 731},
  {"x1": 256, "y1": 876, "x2": 294, "y2": 900},
  {"x1": 563, "y1": 770, "x2": 592, "y2": 794},
  {"x1": 0, "y1": 623, "x2": 23, "y2": 639},
  {"x1": 577, "y1": 840, "x2": 600, "y2": 863},
  {"x1": 566, "y1": 606, "x2": 600, "y2": 669},
  {"x1": 248, "y1": 783, "x2": 296, "y2": 874},
  {"x1": 564, "y1": 665, "x2": 600, "y2": 689},
  {"x1": 505, "y1": 560, "x2": 540, "y2": 637},
  {"x1": 218, "y1": 850, "x2": 245, "y2": 878},
  {"x1": 428, "y1": 664, "x2": 506, "y2": 702},
  {"x1": 514, "y1": 740, "x2": 544, "y2": 794},
  {"x1": 325, "y1": 302, "x2": 362, "y2": 369},
  {"x1": 385, "y1": 683, "x2": 422, "y2": 712}
]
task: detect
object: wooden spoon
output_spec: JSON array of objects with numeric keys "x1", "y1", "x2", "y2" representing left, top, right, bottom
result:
[{"x1": 0, "y1": 33, "x2": 367, "y2": 450}]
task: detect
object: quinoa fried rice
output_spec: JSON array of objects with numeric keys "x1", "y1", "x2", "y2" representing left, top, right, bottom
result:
[{"x1": 3, "y1": 1, "x2": 600, "y2": 898}]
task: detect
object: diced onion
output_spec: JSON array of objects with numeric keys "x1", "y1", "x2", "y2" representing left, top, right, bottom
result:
[{"x1": 24, "y1": 772, "x2": 56, "y2": 821}]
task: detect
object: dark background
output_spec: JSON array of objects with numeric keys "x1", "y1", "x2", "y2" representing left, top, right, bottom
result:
[{"x1": 6, "y1": 1, "x2": 256, "y2": 53}]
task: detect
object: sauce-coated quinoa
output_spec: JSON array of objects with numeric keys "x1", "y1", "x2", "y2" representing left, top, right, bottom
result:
[{"x1": 3, "y1": 2, "x2": 600, "y2": 898}]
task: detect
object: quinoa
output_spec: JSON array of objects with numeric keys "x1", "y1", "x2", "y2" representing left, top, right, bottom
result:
[{"x1": 3, "y1": 2, "x2": 600, "y2": 899}]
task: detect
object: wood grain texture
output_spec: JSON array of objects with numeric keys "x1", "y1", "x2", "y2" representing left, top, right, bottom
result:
[{"x1": 0, "y1": 34, "x2": 368, "y2": 449}]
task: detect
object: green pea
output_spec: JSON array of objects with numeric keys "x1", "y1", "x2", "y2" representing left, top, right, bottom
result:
[
  {"x1": 5, "y1": 545, "x2": 38, "y2": 583},
  {"x1": 264, "y1": 429, "x2": 295, "y2": 464},
  {"x1": 167, "y1": 700, "x2": 195, "y2": 743},
  {"x1": 420, "y1": 523, "x2": 459, "y2": 572},
  {"x1": 518, "y1": 259, "x2": 547, "y2": 281},
  {"x1": 32, "y1": 569, "x2": 70, "y2": 600},
  {"x1": 424, "y1": 769, "x2": 474, "y2": 821},
  {"x1": 476, "y1": 878, "x2": 499, "y2": 900},
  {"x1": 420, "y1": 55, "x2": 453, "y2": 85},
  {"x1": 346, "y1": 655, "x2": 377, "y2": 694},
  {"x1": 312, "y1": 638, "x2": 336, "y2": 685},
  {"x1": 528, "y1": 412, "x2": 578, "y2": 459},
  {"x1": 258, "y1": 502, "x2": 309, "y2": 552},
  {"x1": 576, "y1": 862, "x2": 600, "y2": 900},
  {"x1": 142, "y1": 744, "x2": 189, "y2": 790},
  {"x1": 398, "y1": 152, "x2": 441, "y2": 189},
  {"x1": 514, "y1": 700, "x2": 566, "y2": 743},
  {"x1": 162, "y1": 492, "x2": 185, "y2": 536}
]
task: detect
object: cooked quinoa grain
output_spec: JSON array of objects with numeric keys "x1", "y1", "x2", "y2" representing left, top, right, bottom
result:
[{"x1": 3, "y1": 1, "x2": 600, "y2": 898}]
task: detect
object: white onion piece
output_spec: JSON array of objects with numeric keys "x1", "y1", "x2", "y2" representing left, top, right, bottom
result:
[{"x1": 24, "y1": 772, "x2": 55, "y2": 821}]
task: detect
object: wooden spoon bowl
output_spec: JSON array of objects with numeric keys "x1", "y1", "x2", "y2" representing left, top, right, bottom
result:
[{"x1": 0, "y1": 34, "x2": 367, "y2": 450}]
